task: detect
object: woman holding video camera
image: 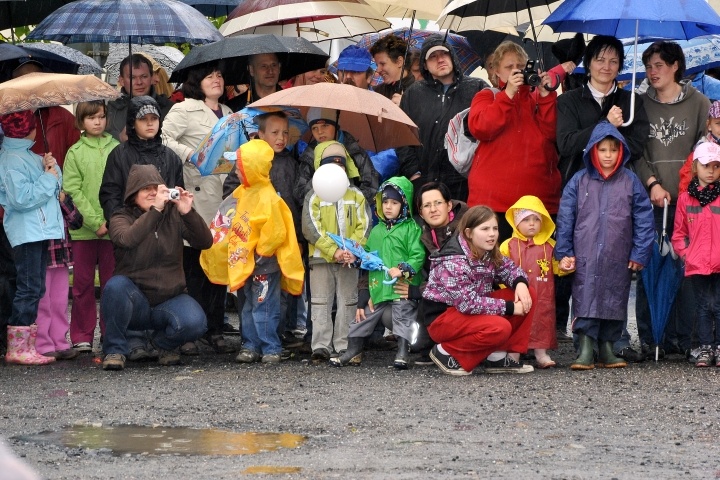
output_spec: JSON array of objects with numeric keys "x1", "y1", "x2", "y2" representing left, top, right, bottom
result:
[{"x1": 466, "y1": 41, "x2": 561, "y2": 241}]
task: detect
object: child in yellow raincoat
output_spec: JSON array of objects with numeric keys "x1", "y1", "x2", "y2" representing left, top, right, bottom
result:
[{"x1": 201, "y1": 139, "x2": 304, "y2": 364}]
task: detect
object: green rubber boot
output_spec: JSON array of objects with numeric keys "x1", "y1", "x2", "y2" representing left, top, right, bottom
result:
[
  {"x1": 570, "y1": 333, "x2": 595, "y2": 370},
  {"x1": 598, "y1": 341, "x2": 627, "y2": 368}
]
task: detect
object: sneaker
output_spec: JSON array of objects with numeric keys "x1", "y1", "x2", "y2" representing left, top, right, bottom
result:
[
  {"x1": 291, "y1": 328, "x2": 307, "y2": 338},
  {"x1": 156, "y1": 348, "x2": 181, "y2": 366},
  {"x1": 429, "y1": 345, "x2": 471, "y2": 376},
  {"x1": 695, "y1": 347, "x2": 713, "y2": 368},
  {"x1": 348, "y1": 352, "x2": 363, "y2": 366},
  {"x1": 46, "y1": 349, "x2": 79, "y2": 360},
  {"x1": 280, "y1": 349, "x2": 293, "y2": 361},
  {"x1": 310, "y1": 348, "x2": 330, "y2": 364},
  {"x1": 281, "y1": 332, "x2": 305, "y2": 349},
  {"x1": 179, "y1": 341, "x2": 200, "y2": 356},
  {"x1": 222, "y1": 322, "x2": 240, "y2": 335},
  {"x1": 642, "y1": 343, "x2": 665, "y2": 360},
  {"x1": 414, "y1": 353, "x2": 434, "y2": 366},
  {"x1": 483, "y1": 355, "x2": 534, "y2": 374},
  {"x1": 261, "y1": 353, "x2": 281, "y2": 364},
  {"x1": 73, "y1": 342, "x2": 92, "y2": 353},
  {"x1": 715, "y1": 347, "x2": 720, "y2": 367},
  {"x1": 616, "y1": 347, "x2": 645, "y2": 363},
  {"x1": 127, "y1": 345, "x2": 153, "y2": 362},
  {"x1": 200, "y1": 334, "x2": 236, "y2": 354},
  {"x1": 102, "y1": 353, "x2": 125, "y2": 371},
  {"x1": 236, "y1": 349, "x2": 261, "y2": 363}
]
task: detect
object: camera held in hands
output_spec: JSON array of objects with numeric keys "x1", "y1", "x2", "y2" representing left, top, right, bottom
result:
[
  {"x1": 168, "y1": 188, "x2": 180, "y2": 200},
  {"x1": 522, "y1": 60, "x2": 542, "y2": 87}
]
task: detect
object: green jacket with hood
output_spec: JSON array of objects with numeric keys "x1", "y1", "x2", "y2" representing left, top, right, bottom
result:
[{"x1": 366, "y1": 176, "x2": 425, "y2": 304}]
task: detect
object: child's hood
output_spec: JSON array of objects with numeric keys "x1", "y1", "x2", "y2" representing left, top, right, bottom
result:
[
  {"x1": 313, "y1": 140, "x2": 360, "y2": 180},
  {"x1": 505, "y1": 195, "x2": 554, "y2": 244},
  {"x1": 582, "y1": 121, "x2": 630, "y2": 175},
  {"x1": 375, "y1": 176, "x2": 414, "y2": 223},
  {"x1": 235, "y1": 139, "x2": 273, "y2": 189}
]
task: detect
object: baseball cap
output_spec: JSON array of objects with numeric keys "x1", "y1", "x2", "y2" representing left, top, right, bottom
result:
[
  {"x1": 694, "y1": 141, "x2": 720, "y2": 165},
  {"x1": 425, "y1": 45, "x2": 449, "y2": 60},
  {"x1": 337, "y1": 45, "x2": 373, "y2": 72}
]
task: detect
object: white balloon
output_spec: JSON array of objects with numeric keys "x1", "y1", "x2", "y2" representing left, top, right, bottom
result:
[{"x1": 312, "y1": 164, "x2": 349, "y2": 203}]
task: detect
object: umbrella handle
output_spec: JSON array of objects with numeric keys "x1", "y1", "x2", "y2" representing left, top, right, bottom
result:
[
  {"x1": 621, "y1": 21, "x2": 639, "y2": 128},
  {"x1": 382, "y1": 267, "x2": 398, "y2": 285}
]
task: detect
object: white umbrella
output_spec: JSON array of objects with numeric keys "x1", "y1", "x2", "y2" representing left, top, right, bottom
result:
[
  {"x1": 364, "y1": 0, "x2": 444, "y2": 22},
  {"x1": 104, "y1": 44, "x2": 184, "y2": 84}
]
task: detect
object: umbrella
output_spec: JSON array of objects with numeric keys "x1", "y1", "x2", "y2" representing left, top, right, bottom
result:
[
  {"x1": 105, "y1": 44, "x2": 185, "y2": 83},
  {"x1": 640, "y1": 200, "x2": 683, "y2": 362},
  {"x1": 191, "y1": 106, "x2": 308, "y2": 176},
  {"x1": 0, "y1": 43, "x2": 80, "y2": 82},
  {"x1": 0, "y1": 0, "x2": 70, "y2": 39},
  {"x1": 543, "y1": 0, "x2": 720, "y2": 125},
  {"x1": 326, "y1": 232, "x2": 396, "y2": 284},
  {"x1": 355, "y1": 27, "x2": 483, "y2": 76},
  {"x1": 575, "y1": 36, "x2": 720, "y2": 81},
  {"x1": 16, "y1": 42, "x2": 102, "y2": 75},
  {"x1": 249, "y1": 82, "x2": 421, "y2": 152},
  {"x1": 364, "y1": 0, "x2": 443, "y2": 22},
  {"x1": 170, "y1": 35, "x2": 329, "y2": 86},
  {"x1": 177, "y1": 0, "x2": 241, "y2": 17},
  {"x1": 218, "y1": 0, "x2": 390, "y2": 43},
  {"x1": 26, "y1": 0, "x2": 222, "y2": 45},
  {"x1": 0, "y1": 72, "x2": 120, "y2": 115}
]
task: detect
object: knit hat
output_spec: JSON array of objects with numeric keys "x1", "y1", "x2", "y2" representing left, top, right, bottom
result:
[
  {"x1": 319, "y1": 141, "x2": 347, "y2": 167},
  {"x1": 337, "y1": 45, "x2": 373, "y2": 72},
  {"x1": 135, "y1": 103, "x2": 160, "y2": 119},
  {"x1": 513, "y1": 208, "x2": 541, "y2": 226},
  {"x1": 307, "y1": 107, "x2": 339, "y2": 129},
  {"x1": 425, "y1": 45, "x2": 449, "y2": 60},
  {"x1": 381, "y1": 185, "x2": 403, "y2": 203},
  {"x1": 694, "y1": 141, "x2": 720, "y2": 165},
  {"x1": 709, "y1": 101, "x2": 720, "y2": 119},
  {"x1": 0, "y1": 110, "x2": 36, "y2": 139}
]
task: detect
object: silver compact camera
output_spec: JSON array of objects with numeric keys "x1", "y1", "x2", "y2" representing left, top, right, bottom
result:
[{"x1": 168, "y1": 188, "x2": 180, "y2": 200}]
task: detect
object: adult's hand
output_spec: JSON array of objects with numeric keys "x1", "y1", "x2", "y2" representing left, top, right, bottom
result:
[
  {"x1": 649, "y1": 184, "x2": 671, "y2": 207},
  {"x1": 393, "y1": 280, "x2": 409, "y2": 299},
  {"x1": 505, "y1": 70, "x2": 524, "y2": 99},
  {"x1": 173, "y1": 186, "x2": 194, "y2": 215},
  {"x1": 355, "y1": 299, "x2": 374, "y2": 322},
  {"x1": 606, "y1": 105, "x2": 624, "y2": 127},
  {"x1": 538, "y1": 71, "x2": 554, "y2": 97},
  {"x1": 154, "y1": 184, "x2": 170, "y2": 211}
]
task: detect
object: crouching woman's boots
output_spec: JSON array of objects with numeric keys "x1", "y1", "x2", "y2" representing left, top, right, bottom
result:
[
  {"x1": 570, "y1": 333, "x2": 595, "y2": 370},
  {"x1": 598, "y1": 341, "x2": 627, "y2": 368},
  {"x1": 329, "y1": 337, "x2": 365, "y2": 367},
  {"x1": 393, "y1": 337, "x2": 410, "y2": 370}
]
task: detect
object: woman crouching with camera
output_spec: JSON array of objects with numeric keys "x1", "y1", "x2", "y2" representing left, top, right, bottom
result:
[
  {"x1": 466, "y1": 41, "x2": 561, "y2": 241},
  {"x1": 100, "y1": 165, "x2": 212, "y2": 371}
]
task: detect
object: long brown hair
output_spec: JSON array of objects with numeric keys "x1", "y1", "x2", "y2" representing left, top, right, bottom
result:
[{"x1": 458, "y1": 205, "x2": 503, "y2": 266}]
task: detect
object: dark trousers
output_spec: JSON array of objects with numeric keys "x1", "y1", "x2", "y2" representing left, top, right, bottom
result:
[
  {"x1": 184, "y1": 246, "x2": 226, "y2": 337},
  {"x1": 10, "y1": 240, "x2": 49, "y2": 327},
  {"x1": 689, "y1": 274, "x2": 720, "y2": 346},
  {"x1": 0, "y1": 223, "x2": 16, "y2": 347}
]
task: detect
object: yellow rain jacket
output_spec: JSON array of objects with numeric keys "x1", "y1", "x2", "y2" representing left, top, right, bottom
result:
[{"x1": 200, "y1": 139, "x2": 304, "y2": 294}]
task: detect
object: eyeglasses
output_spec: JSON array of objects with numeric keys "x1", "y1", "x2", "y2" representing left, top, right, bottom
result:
[{"x1": 421, "y1": 200, "x2": 447, "y2": 210}]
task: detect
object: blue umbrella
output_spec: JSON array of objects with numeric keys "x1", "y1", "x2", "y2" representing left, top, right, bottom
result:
[
  {"x1": 327, "y1": 232, "x2": 397, "y2": 285},
  {"x1": 192, "y1": 107, "x2": 308, "y2": 176},
  {"x1": 543, "y1": 0, "x2": 720, "y2": 125},
  {"x1": 640, "y1": 201, "x2": 684, "y2": 362},
  {"x1": 26, "y1": 0, "x2": 222, "y2": 45}
]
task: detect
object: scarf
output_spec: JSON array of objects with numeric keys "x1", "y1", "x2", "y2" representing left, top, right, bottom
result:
[{"x1": 688, "y1": 177, "x2": 720, "y2": 206}]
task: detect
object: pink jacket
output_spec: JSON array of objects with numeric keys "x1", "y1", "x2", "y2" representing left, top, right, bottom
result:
[{"x1": 672, "y1": 191, "x2": 720, "y2": 276}]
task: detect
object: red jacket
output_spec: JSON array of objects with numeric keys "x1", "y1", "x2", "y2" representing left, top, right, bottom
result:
[
  {"x1": 466, "y1": 84, "x2": 561, "y2": 213},
  {"x1": 672, "y1": 191, "x2": 720, "y2": 276},
  {"x1": 30, "y1": 107, "x2": 81, "y2": 168}
]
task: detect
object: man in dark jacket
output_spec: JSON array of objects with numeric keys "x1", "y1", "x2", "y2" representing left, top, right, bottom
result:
[
  {"x1": 398, "y1": 34, "x2": 488, "y2": 202},
  {"x1": 106, "y1": 54, "x2": 174, "y2": 142},
  {"x1": 227, "y1": 53, "x2": 283, "y2": 112}
]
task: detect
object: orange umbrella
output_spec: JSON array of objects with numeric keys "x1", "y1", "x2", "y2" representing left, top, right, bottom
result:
[
  {"x1": 0, "y1": 72, "x2": 120, "y2": 115},
  {"x1": 249, "y1": 83, "x2": 420, "y2": 152}
]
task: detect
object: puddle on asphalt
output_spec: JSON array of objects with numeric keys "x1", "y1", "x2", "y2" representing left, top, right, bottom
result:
[{"x1": 16, "y1": 425, "x2": 306, "y2": 456}]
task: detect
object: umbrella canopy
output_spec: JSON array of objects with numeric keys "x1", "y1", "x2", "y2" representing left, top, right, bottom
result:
[
  {"x1": 356, "y1": 28, "x2": 482, "y2": 76},
  {"x1": 17, "y1": 42, "x2": 102, "y2": 75},
  {"x1": 0, "y1": 0, "x2": 70, "y2": 32},
  {"x1": 0, "y1": 43, "x2": 80, "y2": 82},
  {"x1": 170, "y1": 35, "x2": 329, "y2": 86},
  {"x1": 0, "y1": 72, "x2": 120, "y2": 115},
  {"x1": 105, "y1": 44, "x2": 185, "y2": 82},
  {"x1": 327, "y1": 232, "x2": 396, "y2": 284},
  {"x1": 438, "y1": 0, "x2": 563, "y2": 36},
  {"x1": 177, "y1": 0, "x2": 241, "y2": 17},
  {"x1": 26, "y1": 0, "x2": 223, "y2": 45},
  {"x1": 249, "y1": 82, "x2": 420, "y2": 152},
  {"x1": 364, "y1": 0, "x2": 443, "y2": 21},
  {"x1": 219, "y1": 0, "x2": 390, "y2": 42}
]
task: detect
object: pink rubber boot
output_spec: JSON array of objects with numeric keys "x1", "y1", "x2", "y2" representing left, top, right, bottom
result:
[{"x1": 5, "y1": 325, "x2": 56, "y2": 365}]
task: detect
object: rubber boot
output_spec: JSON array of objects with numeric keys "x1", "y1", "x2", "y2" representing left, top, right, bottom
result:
[
  {"x1": 329, "y1": 337, "x2": 365, "y2": 367},
  {"x1": 5, "y1": 325, "x2": 55, "y2": 365},
  {"x1": 570, "y1": 333, "x2": 595, "y2": 370},
  {"x1": 393, "y1": 337, "x2": 410, "y2": 370},
  {"x1": 598, "y1": 341, "x2": 627, "y2": 368}
]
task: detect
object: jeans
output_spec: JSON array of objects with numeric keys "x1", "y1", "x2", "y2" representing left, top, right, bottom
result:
[
  {"x1": 241, "y1": 271, "x2": 281, "y2": 355},
  {"x1": 10, "y1": 241, "x2": 48, "y2": 327},
  {"x1": 101, "y1": 275, "x2": 207, "y2": 355},
  {"x1": 689, "y1": 274, "x2": 720, "y2": 346}
]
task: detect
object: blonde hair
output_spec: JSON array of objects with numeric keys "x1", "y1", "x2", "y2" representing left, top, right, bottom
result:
[
  {"x1": 136, "y1": 51, "x2": 174, "y2": 97},
  {"x1": 491, "y1": 41, "x2": 529, "y2": 71}
]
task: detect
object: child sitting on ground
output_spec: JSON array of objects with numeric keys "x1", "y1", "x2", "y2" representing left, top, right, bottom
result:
[
  {"x1": 555, "y1": 121, "x2": 654, "y2": 370},
  {"x1": 330, "y1": 177, "x2": 425, "y2": 369}
]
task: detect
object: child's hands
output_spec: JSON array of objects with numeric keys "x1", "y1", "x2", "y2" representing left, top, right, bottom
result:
[
  {"x1": 387, "y1": 267, "x2": 402, "y2": 278},
  {"x1": 333, "y1": 248, "x2": 346, "y2": 264},
  {"x1": 43, "y1": 152, "x2": 58, "y2": 177},
  {"x1": 559, "y1": 256, "x2": 575, "y2": 272},
  {"x1": 514, "y1": 282, "x2": 532, "y2": 315},
  {"x1": 96, "y1": 222, "x2": 108, "y2": 237},
  {"x1": 628, "y1": 260, "x2": 643, "y2": 272}
]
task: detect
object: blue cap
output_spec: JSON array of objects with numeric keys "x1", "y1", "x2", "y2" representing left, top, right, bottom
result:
[{"x1": 337, "y1": 45, "x2": 373, "y2": 72}]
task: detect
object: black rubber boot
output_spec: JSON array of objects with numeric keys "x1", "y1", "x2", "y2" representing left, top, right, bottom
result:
[
  {"x1": 393, "y1": 337, "x2": 410, "y2": 370},
  {"x1": 598, "y1": 341, "x2": 627, "y2": 368},
  {"x1": 329, "y1": 337, "x2": 365, "y2": 367},
  {"x1": 571, "y1": 333, "x2": 595, "y2": 370}
]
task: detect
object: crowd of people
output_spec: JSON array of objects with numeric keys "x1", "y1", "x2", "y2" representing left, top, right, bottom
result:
[{"x1": 1, "y1": 31, "x2": 719, "y2": 376}]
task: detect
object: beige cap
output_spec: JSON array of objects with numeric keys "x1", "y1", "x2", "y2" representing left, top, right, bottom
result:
[{"x1": 425, "y1": 45, "x2": 449, "y2": 60}]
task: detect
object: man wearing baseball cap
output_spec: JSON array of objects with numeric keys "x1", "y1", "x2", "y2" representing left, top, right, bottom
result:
[
  {"x1": 336, "y1": 45, "x2": 374, "y2": 90},
  {"x1": 397, "y1": 34, "x2": 488, "y2": 202}
]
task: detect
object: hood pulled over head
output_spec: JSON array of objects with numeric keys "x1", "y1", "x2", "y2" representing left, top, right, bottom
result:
[
  {"x1": 124, "y1": 164, "x2": 164, "y2": 203},
  {"x1": 418, "y1": 34, "x2": 463, "y2": 84}
]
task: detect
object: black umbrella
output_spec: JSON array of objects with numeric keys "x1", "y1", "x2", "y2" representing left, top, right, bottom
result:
[
  {"x1": 170, "y1": 34, "x2": 329, "y2": 86},
  {"x1": 0, "y1": 0, "x2": 71, "y2": 42},
  {"x1": 176, "y1": 0, "x2": 241, "y2": 17},
  {"x1": 0, "y1": 43, "x2": 80, "y2": 82}
]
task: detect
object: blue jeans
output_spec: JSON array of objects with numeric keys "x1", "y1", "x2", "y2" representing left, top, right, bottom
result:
[
  {"x1": 689, "y1": 274, "x2": 720, "y2": 346},
  {"x1": 241, "y1": 271, "x2": 281, "y2": 355},
  {"x1": 101, "y1": 275, "x2": 207, "y2": 355},
  {"x1": 10, "y1": 241, "x2": 48, "y2": 327}
]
